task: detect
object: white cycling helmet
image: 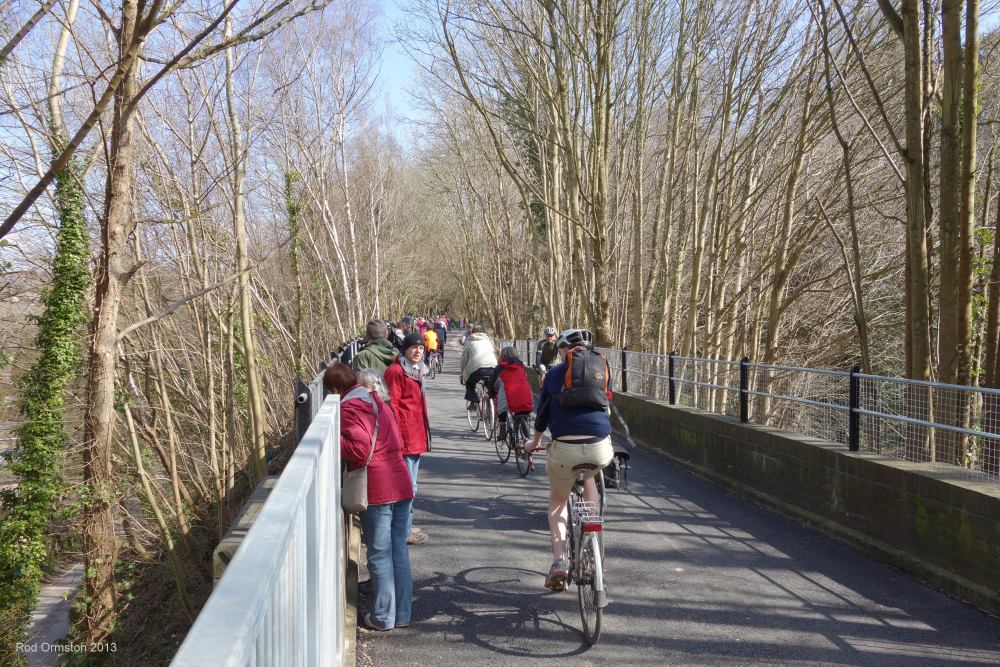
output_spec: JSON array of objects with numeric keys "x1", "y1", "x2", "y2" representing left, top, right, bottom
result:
[
  {"x1": 543, "y1": 326, "x2": 557, "y2": 336},
  {"x1": 557, "y1": 328, "x2": 594, "y2": 349}
]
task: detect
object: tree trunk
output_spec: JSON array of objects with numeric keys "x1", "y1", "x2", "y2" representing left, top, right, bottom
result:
[
  {"x1": 80, "y1": 0, "x2": 141, "y2": 642},
  {"x1": 225, "y1": 20, "x2": 267, "y2": 482}
]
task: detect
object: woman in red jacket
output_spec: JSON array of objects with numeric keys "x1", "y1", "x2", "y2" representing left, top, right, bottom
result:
[
  {"x1": 383, "y1": 332, "x2": 431, "y2": 545},
  {"x1": 324, "y1": 363, "x2": 413, "y2": 631}
]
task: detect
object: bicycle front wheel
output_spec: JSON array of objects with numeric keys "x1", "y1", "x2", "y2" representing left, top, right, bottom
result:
[
  {"x1": 467, "y1": 399, "x2": 480, "y2": 432},
  {"x1": 481, "y1": 393, "x2": 496, "y2": 441},
  {"x1": 494, "y1": 422, "x2": 511, "y2": 463},
  {"x1": 577, "y1": 532, "x2": 604, "y2": 646}
]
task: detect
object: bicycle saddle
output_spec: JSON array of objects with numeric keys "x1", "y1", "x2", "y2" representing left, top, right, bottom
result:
[{"x1": 571, "y1": 463, "x2": 602, "y2": 472}]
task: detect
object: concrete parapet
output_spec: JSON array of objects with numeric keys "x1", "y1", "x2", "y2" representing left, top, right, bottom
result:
[
  {"x1": 212, "y1": 476, "x2": 279, "y2": 584},
  {"x1": 346, "y1": 513, "x2": 360, "y2": 660},
  {"x1": 611, "y1": 391, "x2": 1000, "y2": 615}
]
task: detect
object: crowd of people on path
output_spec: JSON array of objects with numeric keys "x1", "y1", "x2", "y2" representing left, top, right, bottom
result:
[{"x1": 332, "y1": 313, "x2": 616, "y2": 630}]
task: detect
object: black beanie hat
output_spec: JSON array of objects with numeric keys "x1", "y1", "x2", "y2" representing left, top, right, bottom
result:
[{"x1": 401, "y1": 332, "x2": 425, "y2": 352}]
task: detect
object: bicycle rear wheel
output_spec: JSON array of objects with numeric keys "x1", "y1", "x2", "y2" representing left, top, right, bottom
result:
[
  {"x1": 513, "y1": 418, "x2": 531, "y2": 476},
  {"x1": 577, "y1": 532, "x2": 604, "y2": 645},
  {"x1": 514, "y1": 443, "x2": 531, "y2": 476},
  {"x1": 429, "y1": 356, "x2": 437, "y2": 379}
]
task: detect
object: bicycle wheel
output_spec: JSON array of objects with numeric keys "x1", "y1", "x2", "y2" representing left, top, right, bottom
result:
[
  {"x1": 466, "y1": 394, "x2": 480, "y2": 432},
  {"x1": 515, "y1": 441, "x2": 531, "y2": 476},
  {"x1": 596, "y1": 470, "x2": 607, "y2": 516},
  {"x1": 429, "y1": 356, "x2": 437, "y2": 379},
  {"x1": 513, "y1": 418, "x2": 531, "y2": 476},
  {"x1": 480, "y1": 388, "x2": 496, "y2": 441},
  {"x1": 577, "y1": 532, "x2": 604, "y2": 645},
  {"x1": 494, "y1": 419, "x2": 511, "y2": 463}
]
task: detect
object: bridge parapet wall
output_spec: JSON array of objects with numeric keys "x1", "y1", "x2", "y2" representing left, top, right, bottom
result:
[{"x1": 612, "y1": 391, "x2": 1000, "y2": 615}]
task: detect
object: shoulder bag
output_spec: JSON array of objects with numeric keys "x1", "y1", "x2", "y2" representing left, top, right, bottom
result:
[{"x1": 341, "y1": 392, "x2": 379, "y2": 513}]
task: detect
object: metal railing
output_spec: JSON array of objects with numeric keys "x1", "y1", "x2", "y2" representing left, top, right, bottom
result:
[
  {"x1": 503, "y1": 339, "x2": 999, "y2": 483},
  {"x1": 172, "y1": 378, "x2": 348, "y2": 665}
]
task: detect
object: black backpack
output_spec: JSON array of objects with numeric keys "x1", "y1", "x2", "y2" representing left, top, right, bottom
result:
[{"x1": 555, "y1": 346, "x2": 611, "y2": 409}]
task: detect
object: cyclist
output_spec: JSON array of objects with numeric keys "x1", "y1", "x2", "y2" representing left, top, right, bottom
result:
[
  {"x1": 433, "y1": 319, "x2": 448, "y2": 362},
  {"x1": 524, "y1": 327, "x2": 614, "y2": 591},
  {"x1": 460, "y1": 324, "x2": 498, "y2": 411},
  {"x1": 535, "y1": 326, "x2": 559, "y2": 378},
  {"x1": 422, "y1": 325, "x2": 439, "y2": 367},
  {"x1": 489, "y1": 347, "x2": 534, "y2": 442}
]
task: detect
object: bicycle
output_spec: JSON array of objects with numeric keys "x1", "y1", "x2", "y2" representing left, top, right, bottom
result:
[
  {"x1": 566, "y1": 464, "x2": 608, "y2": 645},
  {"x1": 427, "y1": 350, "x2": 442, "y2": 379},
  {"x1": 494, "y1": 412, "x2": 533, "y2": 469},
  {"x1": 465, "y1": 377, "x2": 496, "y2": 438},
  {"x1": 479, "y1": 379, "x2": 497, "y2": 440}
]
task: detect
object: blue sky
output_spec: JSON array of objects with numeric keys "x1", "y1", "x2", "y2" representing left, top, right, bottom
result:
[{"x1": 376, "y1": 0, "x2": 422, "y2": 146}]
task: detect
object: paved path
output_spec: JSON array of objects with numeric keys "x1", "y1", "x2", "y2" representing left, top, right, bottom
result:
[{"x1": 359, "y1": 342, "x2": 1000, "y2": 666}]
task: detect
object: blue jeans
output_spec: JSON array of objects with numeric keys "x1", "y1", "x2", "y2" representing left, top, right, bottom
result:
[
  {"x1": 360, "y1": 499, "x2": 413, "y2": 629},
  {"x1": 403, "y1": 454, "x2": 420, "y2": 534}
]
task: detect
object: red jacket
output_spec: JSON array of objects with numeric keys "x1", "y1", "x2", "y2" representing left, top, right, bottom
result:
[
  {"x1": 340, "y1": 386, "x2": 414, "y2": 506},
  {"x1": 384, "y1": 358, "x2": 431, "y2": 455},
  {"x1": 495, "y1": 360, "x2": 534, "y2": 414}
]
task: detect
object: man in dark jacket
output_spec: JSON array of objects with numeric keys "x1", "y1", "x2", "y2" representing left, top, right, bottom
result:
[
  {"x1": 433, "y1": 320, "x2": 448, "y2": 361},
  {"x1": 352, "y1": 320, "x2": 399, "y2": 374}
]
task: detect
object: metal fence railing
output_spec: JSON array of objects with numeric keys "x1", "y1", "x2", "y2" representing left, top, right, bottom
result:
[
  {"x1": 501, "y1": 339, "x2": 999, "y2": 484},
  {"x1": 173, "y1": 346, "x2": 364, "y2": 666},
  {"x1": 171, "y1": 392, "x2": 347, "y2": 666}
]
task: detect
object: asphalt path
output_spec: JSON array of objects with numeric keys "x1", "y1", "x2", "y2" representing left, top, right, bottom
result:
[{"x1": 358, "y1": 341, "x2": 1000, "y2": 666}]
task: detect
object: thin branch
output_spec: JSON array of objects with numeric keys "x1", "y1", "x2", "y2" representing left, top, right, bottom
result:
[{"x1": 0, "y1": 1, "x2": 56, "y2": 65}]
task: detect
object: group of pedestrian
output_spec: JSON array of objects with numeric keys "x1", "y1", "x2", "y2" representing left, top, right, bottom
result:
[
  {"x1": 335, "y1": 315, "x2": 615, "y2": 630},
  {"x1": 327, "y1": 317, "x2": 439, "y2": 632}
]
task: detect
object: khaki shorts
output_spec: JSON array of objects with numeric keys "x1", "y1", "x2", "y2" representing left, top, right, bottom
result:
[{"x1": 546, "y1": 437, "x2": 614, "y2": 496}]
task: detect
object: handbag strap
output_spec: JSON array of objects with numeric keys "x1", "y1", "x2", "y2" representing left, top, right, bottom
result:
[
  {"x1": 363, "y1": 398, "x2": 379, "y2": 466},
  {"x1": 343, "y1": 386, "x2": 378, "y2": 466}
]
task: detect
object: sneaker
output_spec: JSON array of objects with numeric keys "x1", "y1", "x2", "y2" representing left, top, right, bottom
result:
[
  {"x1": 544, "y1": 559, "x2": 568, "y2": 591},
  {"x1": 467, "y1": 401, "x2": 477, "y2": 411},
  {"x1": 406, "y1": 530, "x2": 428, "y2": 546},
  {"x1": 362, "y1": 612, "x2": 390, "y2": 632}
]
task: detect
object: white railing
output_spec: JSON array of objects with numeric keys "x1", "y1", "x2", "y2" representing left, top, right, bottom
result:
[{"x1": 171, "y1": 395, "x2": 347, "y2": 666}]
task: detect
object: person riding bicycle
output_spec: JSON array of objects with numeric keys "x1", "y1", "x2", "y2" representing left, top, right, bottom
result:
[
  {"x1": 460, "y1": 324, "x2": 498, "y2": 410},
  {"x1": 433, "y1": 319, "x2": 448, "y2": 361},
  {"x1": 489, "y1": 347, "x2": 534, "y2": 441},
  {"x1": 524, "y1": 327, "x2": 614, "y2": 591},
  {"x1": 422, "y1": 326, "x2": 439, "y2": 367},
  {"x1": 535, "y1": 326, "x2": 559, "y2": 377}
]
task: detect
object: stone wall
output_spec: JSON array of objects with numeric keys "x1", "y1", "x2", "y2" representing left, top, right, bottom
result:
[{"x1": 611, "y1": 391, "x2": 1000, "y2": 614}]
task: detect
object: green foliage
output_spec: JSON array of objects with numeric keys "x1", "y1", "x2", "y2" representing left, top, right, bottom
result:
[{"x1": 0, "y1": 154, "x2": 90, "y2": 646}]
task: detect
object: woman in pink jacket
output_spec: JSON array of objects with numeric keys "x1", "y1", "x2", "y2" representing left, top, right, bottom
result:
[
  {"x1": 383, "y1": 332, "x2": 431, "y2": 545},
  {"x1": 324, "y1": 363, "x2": 413, "y2": 631}
]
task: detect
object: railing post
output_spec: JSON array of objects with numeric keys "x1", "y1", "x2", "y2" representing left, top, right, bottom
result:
[
  {"x1": 295, "y1": 379, "x2": 312, "y2": 443},
  {"x1": 739, "y1": 357, "x2": 750, "y2": 423},
  {"x1": 849, "y1": 363, "x2": 861, "y2": 451},
  {"x1": 620, "y1": 347, "x2": 628, "y2": 393},
  {"x1": 668, "y1": 351, "x2": 676, "y2": 405}
]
